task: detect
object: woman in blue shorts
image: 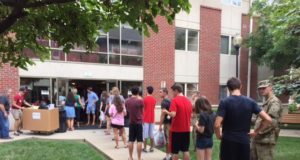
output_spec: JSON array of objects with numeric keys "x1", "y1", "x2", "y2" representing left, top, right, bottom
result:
[
  {"x1": 65, "y1": 92, "x2": 76, "y2": 131},
  {"x1": 194, "y1": 97, "x2": 216, "y2": 160}
]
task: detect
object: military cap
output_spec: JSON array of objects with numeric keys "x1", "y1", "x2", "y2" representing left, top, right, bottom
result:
[{"x1": 257, "y1": 80, "x2": 272, "y2": 89}]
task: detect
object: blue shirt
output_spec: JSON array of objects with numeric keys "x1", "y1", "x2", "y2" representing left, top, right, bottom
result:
[
  {"x1": 217, "y1": 95, "x2": 261, "y2": 144},
  {"x1": 87, "y1": 92, "x2": 99, "y2": 107}
]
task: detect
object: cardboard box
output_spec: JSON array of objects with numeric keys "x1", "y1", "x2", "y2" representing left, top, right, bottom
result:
[{"x1": 22, "y1": 108, "x2": 59, "y2": 132}]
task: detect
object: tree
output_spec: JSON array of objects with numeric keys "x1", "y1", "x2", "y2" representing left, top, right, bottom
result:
[
  {"x1": 0, "y1": 0, "x2": 191, "y2": 69},
  {"x1": 246, "y1": 0, "x2": 300, "y2": 69}
]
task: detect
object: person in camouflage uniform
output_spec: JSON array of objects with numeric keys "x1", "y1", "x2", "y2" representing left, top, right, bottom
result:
[{"x1": 251, "y1": 80, "x2": 283, "y2": 160}]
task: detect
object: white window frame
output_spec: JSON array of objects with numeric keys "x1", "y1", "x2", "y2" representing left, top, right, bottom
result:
[
  {"x1": 175, "y1": 27, "x2": 199, "y2": 52},
  {"x1": 221, "y1": 35, "x2": 235, "y2": 55}
]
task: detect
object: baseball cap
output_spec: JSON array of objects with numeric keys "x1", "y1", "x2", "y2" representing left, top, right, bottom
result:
[{"x1": 257, "y1": 80, "x2": 272, "y2": 89}]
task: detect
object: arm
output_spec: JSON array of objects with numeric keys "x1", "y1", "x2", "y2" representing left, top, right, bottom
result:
[
  {"x1": 249, "y1": 111, "x2": 272, "y2": 137},
  {"x1": 123, "y1": 105, "x2": 127, "y2": 116},
  {"x1": 0, "y1": 104, "x2": 8, "y2": 117},
  {"x1": 23, "y1": 100, "x2": 32, "y2": 107},
  {"x1": 163, "y1": 110, "x2": 176, "y2": 118},
  {"x1": 12, "y1": 100, "x2": 23, "y2": 109},
  {"x1": 159, "y1": 109, "x2": 165, "y2": 131},
  {"x1": 214, "y1": 116, "x2": 223, "y2": 140}
]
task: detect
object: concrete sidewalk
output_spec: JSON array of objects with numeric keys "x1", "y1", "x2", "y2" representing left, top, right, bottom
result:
[{"x1": 0, "y1": 128, "x2": 166, "y2": 160}]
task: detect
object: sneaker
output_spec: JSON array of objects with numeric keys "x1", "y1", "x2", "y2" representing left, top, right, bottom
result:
[
  {"x1": 17, "y1": 130, "x2": 23, "y2": 134},
  {"x1": 142, "y1": 148, "x2": 148, "y2": 153}
]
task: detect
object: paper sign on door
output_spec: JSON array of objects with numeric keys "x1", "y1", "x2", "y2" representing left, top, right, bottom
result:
[{"x1": 32, "y1": 112, "x2": 41, "y2": 120}]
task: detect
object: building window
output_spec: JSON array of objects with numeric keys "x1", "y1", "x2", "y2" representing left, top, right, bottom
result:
[
  {"x1": 222, "y1": 0, "x2": 242, "y2": 6},
  {"x1": 175, "y1": 28, "x2": 186, "y2": 50},
  {"x1": 219, "y1": 85, "x2": 228, "y2": 100},
  {"x1": 175, "y1": 28, "x2": 199, "y2": 52},
  {"x1": 49, "y1": 24, "x2": 143, "y2": 66},
  {"x1": 176, "y1": 83, "x2": 198, "y2": 99},
  {"x1": 221, "y1": 35, "x2": 235, "y2": 55}
]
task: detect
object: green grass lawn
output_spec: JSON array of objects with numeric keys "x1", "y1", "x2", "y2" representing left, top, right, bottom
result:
[
  {"x1": 0, "y1": 139, "x2": 108, "y2": 160},
  {"x1": 156, "y1": 136, "x2": 300, "y2": 160}
]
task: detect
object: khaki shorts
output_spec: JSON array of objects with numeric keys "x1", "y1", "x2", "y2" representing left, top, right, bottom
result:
[
  {"x1": 163, "y1": 123, "x2": 171, "y2": 143},
  {"x1": 12, "y1": 109, "x2": 23, "y2": 120}
]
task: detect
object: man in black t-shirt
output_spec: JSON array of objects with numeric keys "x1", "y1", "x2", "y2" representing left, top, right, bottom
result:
[
  {"x1": 215, "y1": 77, "x2": 272, "y2": 160},
  {"x1": 0, "y1": 89, "x2": 12, "y2": 139},
  {"x1": 159, "y1": 88, "x2": 171, "y2": 160}
]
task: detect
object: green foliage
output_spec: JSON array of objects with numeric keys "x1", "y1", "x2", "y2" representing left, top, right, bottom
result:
[
  {"x1": 247, "y1": 0, "x2": 300, "y2": 69},
  {"x1": 272, "y1": 67, "x2": 300, "y2": 98},
  {"x1": 288, "y1": 102, "x2": 298, "y2": 112},
  {"x1": 0, "y1": 0, "x2": 191, "y2": 70}
]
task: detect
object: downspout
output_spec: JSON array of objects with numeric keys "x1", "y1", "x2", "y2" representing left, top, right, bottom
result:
[{"x1": 247, "y1": 0, "x2": 254, "y2": 97}]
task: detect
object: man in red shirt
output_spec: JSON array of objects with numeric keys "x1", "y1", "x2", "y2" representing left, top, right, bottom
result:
[
  {"x1": 163, "y1": 83, "x2": 192, "y2": 160},
  {"x1": 143, "y1": 86, "x2": 157, "y2": 153},
  {"x1": 12, "y1": 87, "x2": 31, "y2": 136}
]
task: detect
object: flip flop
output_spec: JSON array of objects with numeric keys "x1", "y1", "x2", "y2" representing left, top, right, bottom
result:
[
  {"x1": 149, "y1": 148, "x2": 154, "y2": 152},
  {"x1": 142, "y1": 148, "x2": 148, "y2": 153}
]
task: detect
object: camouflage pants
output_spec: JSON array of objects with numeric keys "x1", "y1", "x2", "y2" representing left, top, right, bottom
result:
[{"x1": 250, "y1": 142, "x2": 275, "y2": 160}]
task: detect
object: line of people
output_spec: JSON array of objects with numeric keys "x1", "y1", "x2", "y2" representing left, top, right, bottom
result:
[{"x1": 0, "y1": 77, "x2": 283, "y2": 160}]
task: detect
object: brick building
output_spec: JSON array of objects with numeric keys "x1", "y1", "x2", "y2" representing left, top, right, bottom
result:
[{"x1": 0, "y1": 0, "x2": 274, "y2": 105}]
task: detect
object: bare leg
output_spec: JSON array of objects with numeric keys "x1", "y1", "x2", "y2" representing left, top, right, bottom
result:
[
  {"x1": 70, "y1": 119, "x2": 74, "y2": 130},
  {"x1": 183, "y1": 151, "x2": 190, "y2": 160},
  {"x1": 66, "y1": 119, "x2": 70, "y2": 130},
  {"x1": 113, "y1": 128, "x2": 119, "y2": 148},
  {"x1": 120, "y1": 128, "x2": 127, "y2": 147},
  {"x1": 86, "y1": 114, "x2": 90, "y2": 125},
  {"x1": 150, "y1": 138, "x2": 154, "y2": 150},
  {"x1": 137, "y1": 142, "x2": 143, "y2": 160},
  {"x1": 128, "y1": 142, "x2": 134, "y2": 160},
  {"x1": 105, "y1": 117, "x2": 111, "y2": 134},
  {"x1": 172, "y1": 154, "x2": 179, "y2": 160},
  {"x1": 92, "y1": 114, "x2": 95, "y2": 125},
  {"x1": 143, "y1": 139, "x2": 147, "y2": 151},
  {"x1": 197, "y1": 149, "x2": 205, "y2": 160},
  {"x1": 205, "y1": 148, "x2": 212, "y2": 160},
  {"x1": 14, "y1": 119, "x2": 20, "y2": 134}
]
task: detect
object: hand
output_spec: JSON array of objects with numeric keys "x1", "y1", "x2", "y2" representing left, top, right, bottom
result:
[
  {"x1": 248, "y1": 131, "x2": 258, "y2": 138},
  {"x1": 159, "y1": 125, "x2": 162, "y2": 132},
  {"x1": 216, "y1": 133, "x2": 222, "y2": 140},
  {"x1": 162, "y1": 109, "x2": 168, "y2": 115},
  {"x1": 4, "y1": 111, "x2": 8, "y2": 118}
]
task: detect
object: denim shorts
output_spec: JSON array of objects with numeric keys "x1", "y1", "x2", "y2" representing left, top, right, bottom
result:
[
  {"x1": 86, "y1": 104, "x2": 95, "y2": 114},
  {"x1": 65, "y1": 106, "x2": 75, "y2": 118},
  {"x1": 196, "y1": 137, "x2": 213, "y2": 149}
]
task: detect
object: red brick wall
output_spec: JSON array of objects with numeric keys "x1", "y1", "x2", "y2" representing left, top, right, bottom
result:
[
  {"x1": 199, "y1": 6, "x2": 221, "y2": 105},
  {"x1": 0, "y1": 63, "x2": 19, "y2": 101},
  {"x1": 240, "y1": 14, "x2": 250, "y2": 95},
  {"x1": 143, "y1": 16, "x2": 175, "y2": 103},
  {"x1": 250, "y1": 17, "x2": 259, "y2": 100}
]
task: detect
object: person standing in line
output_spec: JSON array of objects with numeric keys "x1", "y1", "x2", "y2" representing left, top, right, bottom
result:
[
  {"x1": 191, "y1": 91, "x2": 201, "y2": 151},
  {"x1": 158, "y1": 88, "x2": 172, "y2": 160},
  {"x1": 194, "y1": 97, "x2": 216, "y2": 160},
  {"x1": 126, "y1": 86, "x2": 144, "y2": 160},
  {"x1": 12, "y1": 87, "x2": 32, "y2": 136},
  {"x1": 72, "y1": 88, "x2": 84, "y2": 128},
  {"x1": 214, "y1": 77, "x2": 273, "y2": 160},
  {"x1": 99, "y1": 91, "x2": 109, "y2": 128},
  {"x1": 143, "y1": 86, "x2": 156, "y2": 153},
  {"x1": 251, "y1": 80, "x2": 283, "y2": 160},
  {"x1": 65, "y1": 92, "x2": 76, "y2": 131},
  {"x1": 105, "y1": 87, "x2": 125, "y2": 135},
  {"x1": 109, "y1": 95, "x2": 127, "y2": 149},
  {"x1": 0, "y1": 89, "x2": 12, "y2": 139},
  {"x1": 163, "y1": 83, "x2": 193, "y2": 160},
  {"x1": 86, "y1": 87, "x2": 99, "y2": 126}
]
